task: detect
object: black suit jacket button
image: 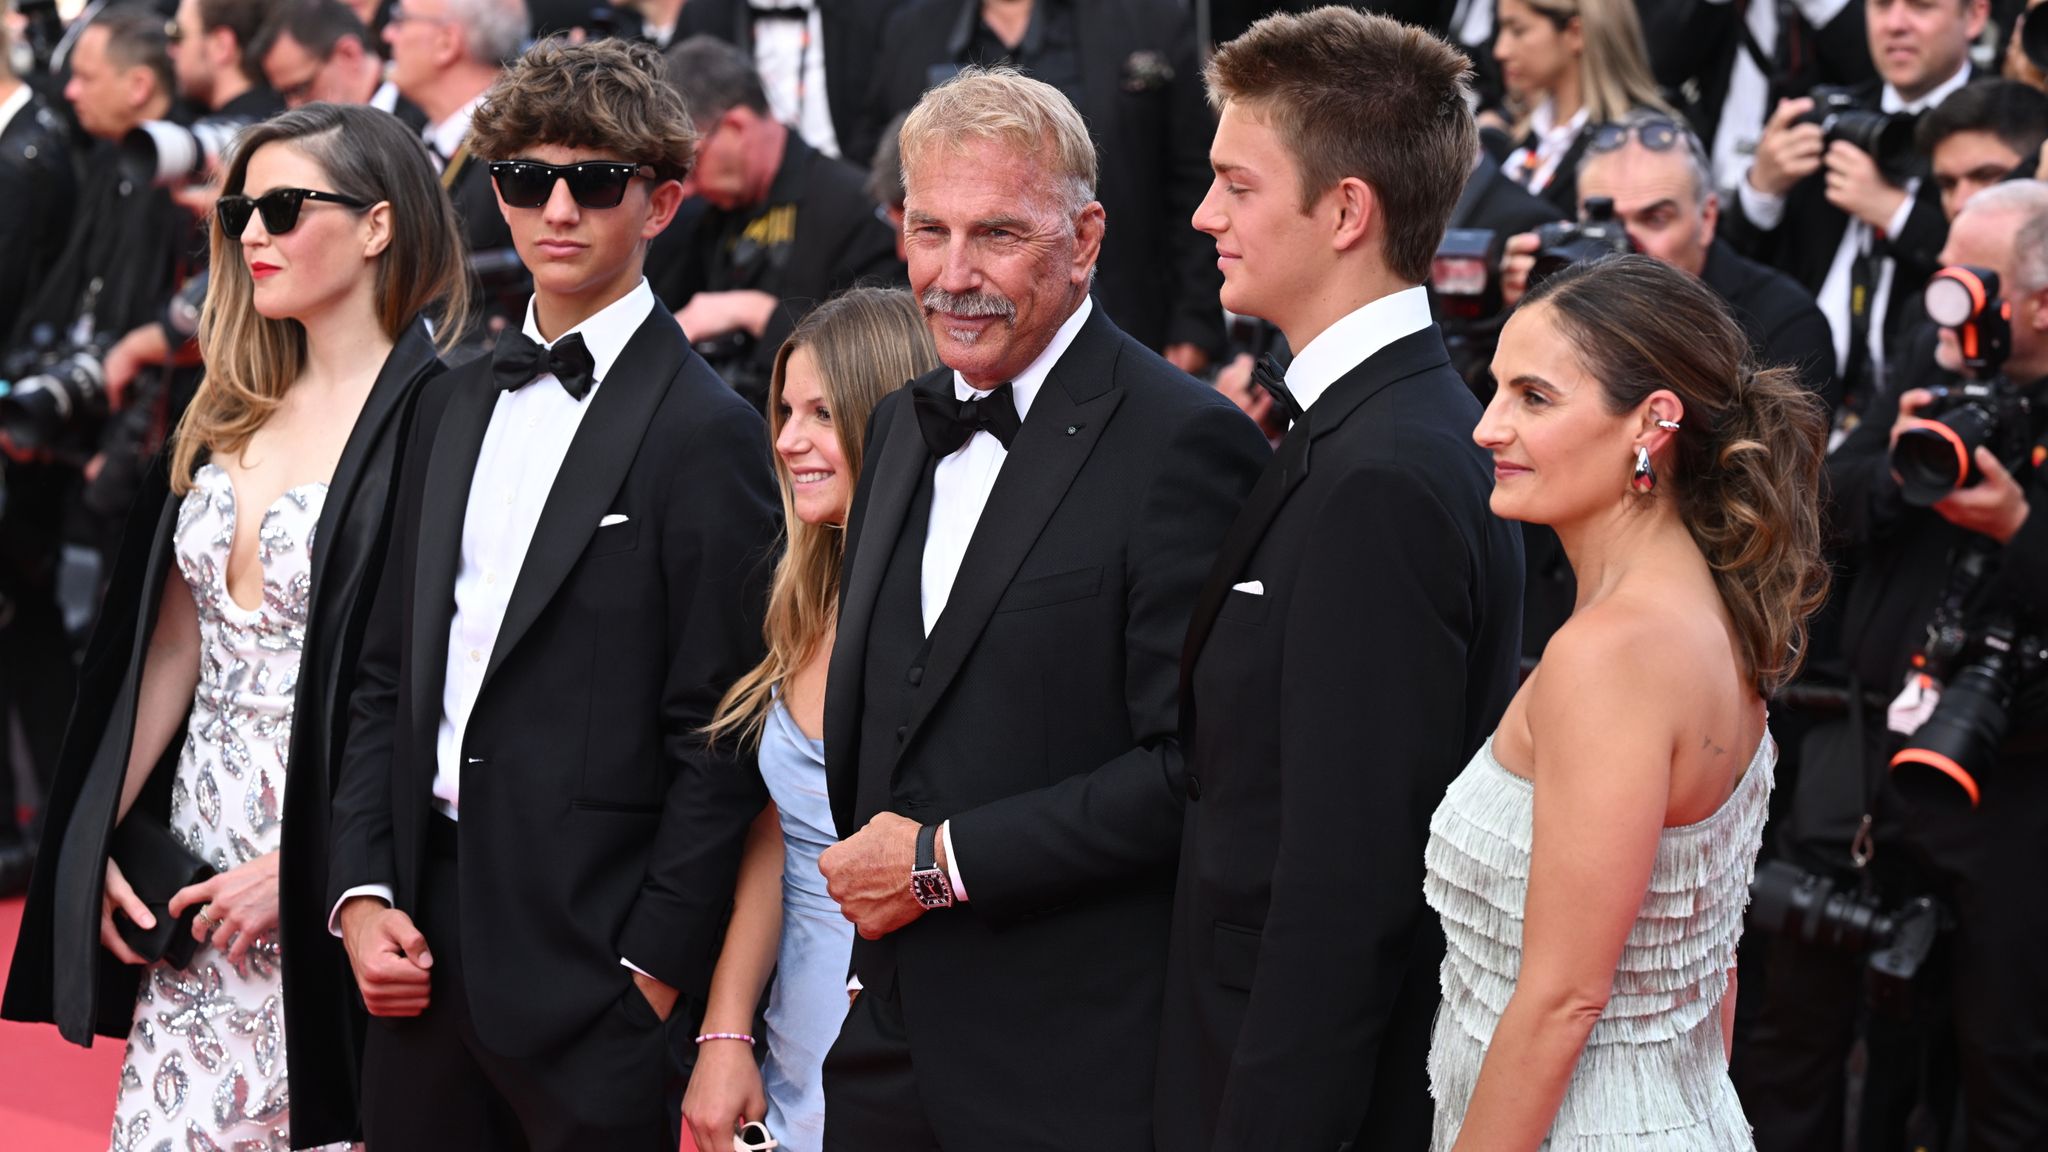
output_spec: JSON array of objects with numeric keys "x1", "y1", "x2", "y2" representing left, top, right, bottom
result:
[
  {"x1": 895, "y1": 725, "x2": 908, "y2": 744},
  {"x1": 907, "y1": 666, "x2": 923, "y2": 687},
  {"x1": 1185, "y1": 774, "x2": 1202, "y2": 801}
]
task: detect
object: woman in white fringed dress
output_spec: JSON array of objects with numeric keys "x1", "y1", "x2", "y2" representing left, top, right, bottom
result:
[{"x1": 1424, "y1": 256, "x2": 1830, "y2": 1151}]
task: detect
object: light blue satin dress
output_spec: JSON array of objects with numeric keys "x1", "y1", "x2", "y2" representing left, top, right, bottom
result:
[{"x1": 758, "y1": 697, "x2": 853, "y2": 1151}]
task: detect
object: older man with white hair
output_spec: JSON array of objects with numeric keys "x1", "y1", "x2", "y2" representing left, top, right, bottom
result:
[{"x1": 814, "y1": 65, "x2": 1268, "y2": 1151}]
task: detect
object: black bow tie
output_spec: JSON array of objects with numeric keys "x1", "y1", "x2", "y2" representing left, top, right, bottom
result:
[
  {"x1": 492, "y1": 328, "x2": 598, "y2": 401},
  {"x1": 1252, "y1": 355, "x2": 1304, "y2": 425},
  {"x1": 913, "y1": 379, "x2": 1022, "y2": 456}
]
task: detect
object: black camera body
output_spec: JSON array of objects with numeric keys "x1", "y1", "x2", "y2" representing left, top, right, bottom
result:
[
  {"x1": 1796, "y1": 85, "x2": 1920, "y2": 181},
  {"x1": 1750, "y1": 860, "x2": 1943, "y2": 1012},
  {"x1": 0, "y1": 344, "x2": 112, "y2": 455},
  {"x1": 1529, "y1": 197, "x2": 1636, "y2": 287},
  {"x1": 1891, "y1": 267, "x2": 2033, "y2": 506}
]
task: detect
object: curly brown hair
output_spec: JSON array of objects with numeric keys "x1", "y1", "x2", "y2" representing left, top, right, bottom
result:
[
  {"x1": 1524, "y1": 255, "x2": 1831, "y2": 694},
  {"x1": 468, "y1": 36, "x2": 697, "y2": 183}
]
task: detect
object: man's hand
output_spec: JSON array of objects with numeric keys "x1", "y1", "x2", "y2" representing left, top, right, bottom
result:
[
  {"x1": 102, "y1": 323, "x2": 172, "y2": 411},
  {"x1": 819, "y1": 811, "x2": 926, "y2": 940},
  {"x1": 1823, "y1": 140, "x2": 1908, "y2": 230},
  {"x1": 1500, "y1": 230, "x2": 1542, "y2": 308},
  {"x1": 1164, "y1": 343, "x2": 1212, "y2": 376},
  {"x1": 630, "y1": 969, "x2": 679, "y2": 1022},
  {"x1": 1749, "y1": 98, "x2": 1826, "y2": 198},
  {"x1": 1934, "y1": 447, "x2": 2032, "y2": 543},
  {"x1": 674, "y1": 290, "x2": 781, "y2": 343},
  {"x1": 338, "y1": 897, "x2": 433, "y2": 1017}
]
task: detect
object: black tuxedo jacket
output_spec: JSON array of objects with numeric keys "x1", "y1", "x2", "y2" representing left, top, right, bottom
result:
[
  {"x1": 2, "y1": 323, "x2": 444, "y2": 1067},
  {"x1": 673, "y1": 0, "x2": 905, "y2": 155},
  {"x1": 325, "y1": 305, "x2": 781, "y2": 1084},
  {"x1": 0, "y1": 89, "x2": 76, "y2": 342},
  {"x1": 825, "y1": 306, "x2": 1267, "y2": 1145},
  {"x1": 1157, "y1": 325, "x2": 1525, "y2": 1152},
  {"x1": 853, "y1": 0, "x2": 1224, "y2": 355},
  {"x1": 1719, "y1": 74, "x2": 1962, "y2": 368}
]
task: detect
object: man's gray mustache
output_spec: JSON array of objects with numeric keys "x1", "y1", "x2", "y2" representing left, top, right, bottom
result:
[{"x1": 920, "y1": 288, "x2": 1017, "y2": 322}]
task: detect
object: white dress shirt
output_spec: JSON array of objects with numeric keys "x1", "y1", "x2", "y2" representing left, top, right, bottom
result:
[
  {"x1": 370, "y1": 80, "x2": 402, "y2": 116},
  {"x1": 1736, "y1": 65, "x2": 1972, "y2": 390},
  {"x1": 330, "y1": 279, "x2": 655, "y2": 933},
  {"x1": 752, "y1": 0, "x2": 840, "y2": 158},
  {"x1": 423, "y1": 91, "x2": 486, "y2": 168},
  {"x1": 1502, "y1": 102, "x2": 1589, "y2": 198},
  {"x1": 1708, "y1": 0, "x2": 1856, "y2": 195},
  {"x1": 0, "y1": 83, "x2": 32, "y2": 140},
  {"x1": 1284, "y1": 286, "x2": 1435, "y2": 417},
  {"x1": 925, "y1": 295, "x2": 1094, "y2": 899}
]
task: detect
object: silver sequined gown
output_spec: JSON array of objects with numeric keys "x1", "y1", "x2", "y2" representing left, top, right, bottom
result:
[
  {"x1": 1423, "y1": 733, "x2": 1775, "y2": 1151},
  {"x1": 108, "y1": 463, "x2": 356, "y2": 1152}
]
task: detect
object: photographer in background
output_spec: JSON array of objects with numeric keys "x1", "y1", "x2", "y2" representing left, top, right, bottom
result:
[
  {"x1": 0, "y1": 21, "x2": 77, "y2": 344},
  {"x1": 650, "y1": 34, "x2": 899, "y2": 410},
  {"x1": 129, "y1": 0, "x2": 283, "y2": 189},
  {"x1": 1919, "y1": 77, "x2": 2048, "y2": 220},
  {"x1": 1723, "y1": 0, "x2": 1985, "y2": 426},
  {"x1": 256, "y1": 0, "x2": 420, "y2": 122},
  {"x1": 1739, "y1": 180, "x2": 2048, "y2": 1152}
]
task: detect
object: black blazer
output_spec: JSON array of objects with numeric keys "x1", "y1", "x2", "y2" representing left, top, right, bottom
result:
[
  {"x1": 1, "y1": 323, "x2": 445, "y2": 1058},
  {"x1": 824, "y1": 305, "x2": 1268, "y2": 1145},
  {"x1": 853, "y1": 0, "x2": 1224, "y2": 355},
  {"x1": 0, "y1": 89, "x2": 76, "y2": 342},
  {"x1": 1718, "y1": 74, "x2": 1962, "y2": 365},
  {"x1": 324, "y1": 304, "x2": 780, "y2": 1103},
  {"x1": 1157, "y1": 325, "x2": 1525, "y2": 1152},
  {"x1": 672, "y1": 0, "x2": 906, "y2": 154}
]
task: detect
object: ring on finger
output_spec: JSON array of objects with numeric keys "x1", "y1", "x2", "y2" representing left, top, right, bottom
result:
[{"x1": 195, "y1": 908, "x2": 217, "y2": 930}]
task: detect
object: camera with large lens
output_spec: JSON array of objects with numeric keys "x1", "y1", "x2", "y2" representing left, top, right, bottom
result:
[
  {"x1": 1890, "y1": 266, "x2": 2033, "y2": 506},
  {"x1": 0, "y1": 347, "x2": 112, "y2": 454},
  {"x1": 1795, "y1": 85, "x2": 1920, "y2": 181},
  {"x1": 1891, "y1": 582, "x2": 2047, "y2": 807},
  {"x1": 1750, "y1": 860, "x2": 1943, "y2": 1010},
  {"x1": 120, "y1": 113, "x2": 255, "y2": 189},
  {"x1": 1529, "y1": 197, "x2": 1636, "y2": 287}
]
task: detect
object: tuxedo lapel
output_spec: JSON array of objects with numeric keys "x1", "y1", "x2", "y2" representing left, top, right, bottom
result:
[
  {"x1": 901, "y1": 311, "x2": 1126, "y2": 750},
  {"x1": 826, "y1": 389, "x2": 928, "y2": 825},
  {"x1": 484, "y1": 304, "x2": 680, "y2": 686},
  {"x1": 409, "y1": 366, "x2": 498, "y2": 731},
  {"x1": 1177, "y1": 325, "x2": 1455, "y2": 736}
]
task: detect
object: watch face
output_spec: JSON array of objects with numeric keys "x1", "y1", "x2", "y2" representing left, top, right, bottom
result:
[{"x1": 910, "y1": 869, "x2": 952, "y2": 908}]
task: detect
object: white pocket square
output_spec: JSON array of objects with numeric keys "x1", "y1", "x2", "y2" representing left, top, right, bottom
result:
[
  {"x1": 599, "y1": 513, "x2": 630, "y2": 527},
  {"x1": 1231, "y1": 579, "x2": 1264, "y2": 596}
]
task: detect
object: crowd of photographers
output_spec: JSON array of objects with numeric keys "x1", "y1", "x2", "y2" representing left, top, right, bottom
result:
[{"x1": 0, "y1": 0, "x2": 2044, "y2": 1147}]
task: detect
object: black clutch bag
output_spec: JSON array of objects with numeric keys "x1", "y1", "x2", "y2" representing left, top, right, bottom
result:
[{"x1": 108, "y1": 815, "x2": 216, "y2": 970}]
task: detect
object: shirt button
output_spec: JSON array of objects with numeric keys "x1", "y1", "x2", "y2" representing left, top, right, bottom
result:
[
  {"x1": 486, "y1": 573, "x2": 496, "y2": 585},
  {"x1": 504, "y1": 493, "x2": 515, "y2": 505},
  {"x1": 528, "y1": 417, "x2": 538, "y2": 429},
  {"x1": 470, "y1": 649, "x2": 482, "y2": 662}
]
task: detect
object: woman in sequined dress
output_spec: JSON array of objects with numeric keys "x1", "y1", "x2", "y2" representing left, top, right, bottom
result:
[
  {"x1": 2, "y1": 104, "x2": 468, "y2": 1152},
  {"x1": 1424, "y1": 257, "x2": 1829, "y2": 1150},
  {"x1": 683, "y1": 289, "x2": 937, "y2": 1152}
]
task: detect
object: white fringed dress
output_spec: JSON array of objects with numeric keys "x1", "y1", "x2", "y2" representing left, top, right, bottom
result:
[{"x1": 1422, "y1": 732, "x2": 1775, "y2": 1151}]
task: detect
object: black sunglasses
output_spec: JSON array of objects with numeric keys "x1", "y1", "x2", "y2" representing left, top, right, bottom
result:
[
  {"x1": 217, "y1": 188, "x2": 372, "y2": 237},
  {"x1": 1587, "y1": 117, "x2": 1690, "y2": 157},
  {"x1": 487, "y1": 160, "x2": 655, "y2": 209}
]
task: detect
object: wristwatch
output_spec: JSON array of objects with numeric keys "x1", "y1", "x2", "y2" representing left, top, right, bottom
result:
[{"x1": 910, "y1": 823, "x2": 954, "y2": 910}]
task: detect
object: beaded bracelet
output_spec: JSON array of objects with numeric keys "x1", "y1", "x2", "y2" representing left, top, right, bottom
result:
[{"x1": 694, "y1": 1032, "x2": 756, "y2": 1046}]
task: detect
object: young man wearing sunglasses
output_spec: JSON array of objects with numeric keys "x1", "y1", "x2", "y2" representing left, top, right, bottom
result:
[{"x1": 325, "y1": 36, "x2": 781, "y2": 1152}]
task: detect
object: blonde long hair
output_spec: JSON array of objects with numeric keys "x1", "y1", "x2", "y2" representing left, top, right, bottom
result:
[
  {"x1": 705, "y1": 288, "x2": 940, "y2": 747},
  {"x1": 1512, "y1": 0, "x2": 1675, "y2": 134},
  {"x1": 171, "y1": 103, "x2": 470, "y2": 492}
]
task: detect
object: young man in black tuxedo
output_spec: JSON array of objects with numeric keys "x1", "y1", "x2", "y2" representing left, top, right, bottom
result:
[
  {"x1": 323, "y1": 38, "x2": 781, "y2": 1151},
  {"x1": 1156, "y1": 10, "x2": 1525, "y2": 1150},
  {"x1": 815, "y1": 65, "x2": 1268, "y2": 1150}
]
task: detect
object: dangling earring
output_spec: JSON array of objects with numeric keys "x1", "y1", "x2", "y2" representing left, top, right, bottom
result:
[{"x1": 1632, "y1": 445, "x2": 1656, "y2": 494}]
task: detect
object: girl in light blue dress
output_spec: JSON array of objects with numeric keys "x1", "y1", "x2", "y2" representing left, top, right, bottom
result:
[{"x1": 688, "y1": 288, "x2": 939, "y2": 1152}]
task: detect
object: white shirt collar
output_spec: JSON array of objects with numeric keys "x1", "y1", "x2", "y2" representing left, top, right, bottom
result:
[
  {"x1": 1883, "y1": 62, "x2": 1972, "y2": 115},
  {"x1": 520, "y1": 278, "x2": 655, "y2": 386},
  {"x1": 371, "y1": 80, "x2": 401, "y2": 115},
  {"x1": 1284, "y1": 286, "x2": 1434, "y2": 414},
  {"x1": 950, "y1": 294, "x2": 1093, "y2": 422},
  {"x1": 425, "y1": 90, "x2": 487, "y2": 160},
  {"x1": 0, "y1": 84, "x2": 33, "y2": 140},
  {"x1": 1528, "y1": 99, "x2": 1588, "y2": 144}
]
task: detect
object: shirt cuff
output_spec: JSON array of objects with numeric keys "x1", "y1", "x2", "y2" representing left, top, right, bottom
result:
[
  {"x1": 1738, "y1": 178, "x2": 1788, "y2": 231},
  {"x1": 329, "y1": 885, "x2": 394, "y2": 937},
  {"x1": 1884, "y1": 187, "x2": 1917, "y2": 238},
  {"x1": 1791, "y1": 0, "x2": 1854, "y2": 29},
  {"x1": 940, "y1": 819, "x2": 969, "y2": 903},
  {"x1": 620, "y1": 957, "x2": 654, "y2": 978}
]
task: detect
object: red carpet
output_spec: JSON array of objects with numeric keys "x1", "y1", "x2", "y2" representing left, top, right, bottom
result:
[{"x1": 0, "y1": 895, "x2": 127, "y2": 1152}]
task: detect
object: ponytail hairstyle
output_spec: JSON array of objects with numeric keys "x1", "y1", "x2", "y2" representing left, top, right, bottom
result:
[
  {"x1": 173, "y1": 103, "x2": 470, "y2": 494},
  {"x1": 1522, "y1": 255, "x2": 1830, "y2": 693}
]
